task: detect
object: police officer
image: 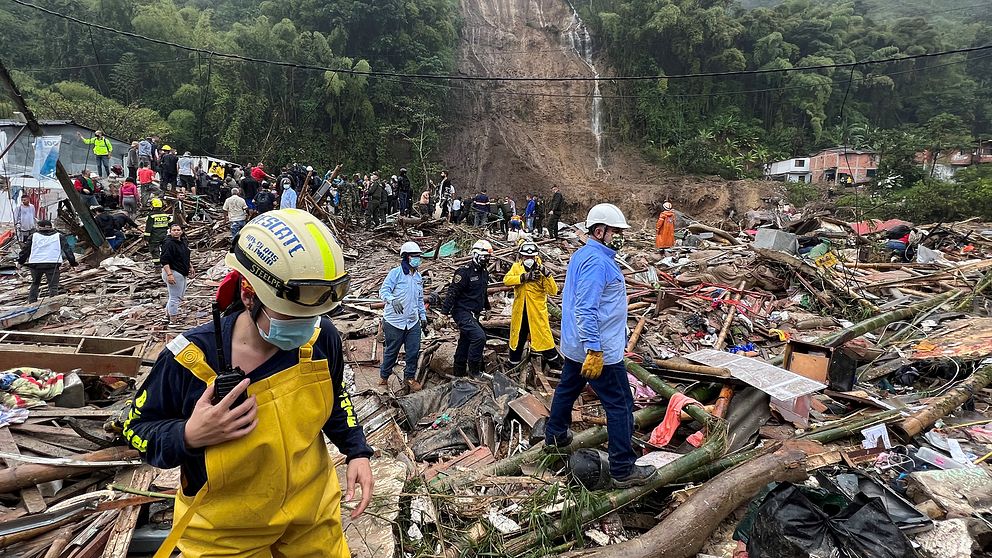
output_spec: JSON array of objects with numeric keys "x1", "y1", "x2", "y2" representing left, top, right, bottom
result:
[
  {"x1": 144, "y1": 198, "x2": 171, "y2": 263},
  {"x1": 442, "y1": 240, "x2": 492, "y2": 377}
]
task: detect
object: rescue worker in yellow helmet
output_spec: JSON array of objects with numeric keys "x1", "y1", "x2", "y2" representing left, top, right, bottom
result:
[
  {"x1": 503, "y1": 241, "x2": 562, "y2": 368},
  {"x1": 124, "y1": 209, "x2": 374, "y2": 558}
]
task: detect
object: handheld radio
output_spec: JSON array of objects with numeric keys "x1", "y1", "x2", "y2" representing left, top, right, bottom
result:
[{"x1": 210, "y1": 302, "x2": 248, "y2": 407}]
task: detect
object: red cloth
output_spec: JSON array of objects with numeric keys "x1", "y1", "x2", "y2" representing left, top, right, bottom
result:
[
  {"x1": 649, "y1": 392, "x2": 704, "y2": 447},
  {"x1": 251, "y1": 166, "x2": 267, "y2": 182}
]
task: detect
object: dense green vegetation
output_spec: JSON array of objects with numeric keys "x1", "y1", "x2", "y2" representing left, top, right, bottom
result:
[
  {"x1": 0, "y1": 0, "x2": 458, "y2": 184},
  {"x1": 583, "y1": 0, "x2": 991, "y2": 182}
]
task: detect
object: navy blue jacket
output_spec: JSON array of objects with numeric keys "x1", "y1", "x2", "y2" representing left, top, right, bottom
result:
[
  {"x1": 124, "y1": 312, "x2": 373, "y2": 495},
  {"x1": 442, "y1": 262, "x2": 490, "y2": 316}
]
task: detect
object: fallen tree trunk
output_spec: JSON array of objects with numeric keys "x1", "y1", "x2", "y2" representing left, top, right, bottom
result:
[
  {"x1": 896, "y1": 363, "x2": 992, "y2": 438},
  {"x1": 0, "y1": 446, "x2": 139, "y2": 493},
  {"x1": 561, "y1": 443, "x2": 813, "y2": 558}
]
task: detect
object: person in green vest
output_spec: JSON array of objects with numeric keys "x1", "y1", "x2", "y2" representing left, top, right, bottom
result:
[
  {"x1": 144, "y1": 197, "x2": 171, "y2": 263},
  {"x1": 78, "y1": 130, "x2": 114, "y2": 177}
]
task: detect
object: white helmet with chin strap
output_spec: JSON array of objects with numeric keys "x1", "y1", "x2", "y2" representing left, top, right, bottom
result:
[
  {"x1": 471, "y1": 239, "x2": 493, "y2": 265},
  {"x1": 400, "y1": 241, "x2": 422, "y2": 256}
]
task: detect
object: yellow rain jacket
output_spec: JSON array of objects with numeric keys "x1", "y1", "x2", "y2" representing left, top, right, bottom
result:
[{"x1": 503, "y1": 259, "x2": 558, "y2": 352}]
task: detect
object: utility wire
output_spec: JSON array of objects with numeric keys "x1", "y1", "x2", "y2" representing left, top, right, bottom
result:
[
  {"x1": 7, "y1": 0, "x2": 992, "y2": 83},
  {"x1": 13, "y1": 47, "x2": 992, "y2": 103}
]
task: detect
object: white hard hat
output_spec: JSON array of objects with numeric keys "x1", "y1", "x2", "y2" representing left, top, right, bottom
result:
[
  {"x1": 586, "y1": 203, "x2": 629, "y2": 229},
  {"x1": 400, "y1": 241, "x2": 422, "y2": 256},
  {"x1": 471, "y1": 239, "x2": 494, "y2": 255},
  {"x1": 226, "y1": 209, "x2": 349, "y2": 317},
  {"x1": 663, "y1": 201, "x2": 673, "y2": 210},
  {"x1": 306, "y1": 166, "x2": 313, "y2": 172}
]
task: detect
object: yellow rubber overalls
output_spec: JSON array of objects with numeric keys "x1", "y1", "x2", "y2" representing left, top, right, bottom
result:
[{"x1": 154, "y1": 328, "x2": 350, "y2": 558}]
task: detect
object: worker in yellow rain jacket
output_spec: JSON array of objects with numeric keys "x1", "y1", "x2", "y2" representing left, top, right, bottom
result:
[
  {"x1": 123, "y1": 209, "x2": 373, "y2": 558},
  {"x1": 502, "y1": 240, "x2": 562, "y2": 367}
]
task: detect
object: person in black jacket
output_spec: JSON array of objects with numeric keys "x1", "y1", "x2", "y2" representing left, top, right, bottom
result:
[
  {"x1": 253, "y1": 182, "x2": 276, "y2": 214},
  {"x1": 18, "y1": 220, "x2": 77, "y2": 303},
  {"x1": 397, "y1": 168, "x2": 413, "y2": 216},
  {"x1": 442, "y1": 239, "x2": 492, "y2": 377},
  {"x1": 159, "y1": 223, "x2": 192, "y2": 325},
  {"x1": 547, "y1": 185, "x2": 564, "y2": 239}
]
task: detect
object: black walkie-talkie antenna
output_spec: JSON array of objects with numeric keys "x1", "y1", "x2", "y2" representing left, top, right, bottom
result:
[{"x1": 212, "y1": 301, "x2": 230, "y2": 373}]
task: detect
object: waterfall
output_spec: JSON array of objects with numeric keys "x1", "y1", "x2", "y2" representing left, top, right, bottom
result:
[{"x1": 563, "y1": 2, "x2": 604, "y2": 170}]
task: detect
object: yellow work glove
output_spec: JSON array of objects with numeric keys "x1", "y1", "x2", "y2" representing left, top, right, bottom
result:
[{"x1": 581, "y1": 350, "x2": 604, "y2": 380}]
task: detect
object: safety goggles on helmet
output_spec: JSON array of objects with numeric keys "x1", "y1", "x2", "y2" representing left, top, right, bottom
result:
[{"x1": 231, "y1": 241, "x2": 350, "y2": 307}]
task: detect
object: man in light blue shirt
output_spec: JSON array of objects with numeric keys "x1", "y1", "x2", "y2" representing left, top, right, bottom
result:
[
  {"x1": 379, "y1": 241, "x2": 428, "y2": 392},
  {"x1": 280, "y1": 183, "x2": 298, "y2": 210},
  {"x1": 546, "y1": 203, "x2": 656, "y2": 488}
]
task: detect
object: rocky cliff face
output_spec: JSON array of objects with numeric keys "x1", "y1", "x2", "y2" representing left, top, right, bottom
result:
[{"x1": 441, "y1": 0, "x2": 774, "y2": 223}]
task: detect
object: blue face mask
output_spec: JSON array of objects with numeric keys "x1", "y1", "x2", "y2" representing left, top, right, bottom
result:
[
  {"x1": 408, "y1": 256, "x2": 422, "y2": 268},
  {"x1": 258, "y1": 309, "x2": 319, "y2": 351}
]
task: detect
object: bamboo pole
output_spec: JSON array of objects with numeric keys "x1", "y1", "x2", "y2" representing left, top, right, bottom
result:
[
  {"x1": 626, "y1": 313, "x2": 649, "y2": 353},
  {"x1": 714, "y1": 282, "x2": 745, "y2": 350},
  {"x1": 652, "y1": 358, "x2": 730, "y2": 378},
  {"x1": 896, "y1": 364, "x2": 992, "y2": 438},
  {"x1": 560, "y1": 444, "x2": 811, "y2": 558}
]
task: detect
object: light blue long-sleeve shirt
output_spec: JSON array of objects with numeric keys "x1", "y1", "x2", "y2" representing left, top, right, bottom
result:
[
  {"x1": 380, "y1": 265, "x2": 427, "y2": 330},
  {"x1": 280, "y1": 187, "x2": 298, "y2": 210},
  {"x1": 561, "y1": 239, "x2": 627, "y2": 365}
]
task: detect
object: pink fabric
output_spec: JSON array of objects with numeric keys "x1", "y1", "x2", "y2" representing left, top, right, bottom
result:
[{"x1": 649, "y1": 392, "x2": 703, "y2": 447}]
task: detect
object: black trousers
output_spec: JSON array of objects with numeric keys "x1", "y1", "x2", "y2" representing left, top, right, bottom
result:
[
  {"x1": 28, "y1": 264, "x2": 60, "y2": 303},
  {"x1": 453, "y1": 310, "x2": 486, "y2": 364},
  {"x1": 508, "y1": 307, "x2": 561, "y2": 364}
]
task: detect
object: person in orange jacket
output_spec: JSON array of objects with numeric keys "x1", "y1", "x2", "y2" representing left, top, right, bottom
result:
[{"x1": 655, "y1": 201, "x2": 676, "y2": 249}]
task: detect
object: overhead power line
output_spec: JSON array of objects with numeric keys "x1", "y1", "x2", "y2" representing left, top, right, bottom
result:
[{"x1": 7, "y1": 0, "x2": 992, "y2": 83}]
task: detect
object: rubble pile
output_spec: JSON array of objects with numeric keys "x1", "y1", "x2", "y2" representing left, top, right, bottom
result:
[{"x1": 1, "y1": 202, "x2": 991, "y2": 558}]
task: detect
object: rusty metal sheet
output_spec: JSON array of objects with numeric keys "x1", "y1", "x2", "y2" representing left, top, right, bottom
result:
[
  {"x1": 423, "y1": 446, "x2": 495, "y2": 481},
  {"x1": 507, "y1": 394, "x2": 549, "y2": 427}
]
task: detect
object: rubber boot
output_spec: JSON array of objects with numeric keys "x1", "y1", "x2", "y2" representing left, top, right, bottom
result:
[
  {"x1": 468, "y1": 360, "x2": 485, "y2": 378},
  {"x1": 453, "y1": 360, "x2": 467, "y2": 377},
  {"x1": 611, "y1": 464, "x2": 657, "y2": 489}
]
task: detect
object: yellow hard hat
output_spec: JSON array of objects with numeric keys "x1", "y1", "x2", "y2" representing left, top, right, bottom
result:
[
  {"x1": 150, "y1": 198, "x2": 164, "y2": 208},
  {"x1": 226, "y1": 209, "x2": 350, "y2": 317},
  {"x1": 162, "y1": 145, "x2": 172, "y2": 151}
]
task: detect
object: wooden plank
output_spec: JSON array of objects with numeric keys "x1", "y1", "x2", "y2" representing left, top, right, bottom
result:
[
  {"x1": 21, "y1": 409, "x2": 115, "y2": 419},
  {"x1": 16, "y1": 435, "x2": 78, "y2": 458},
  {"x1": 0, "y1": 349, "x2": 142, "y2": 376},
  {"x1": 0, "y1": 426, "x2": 47, "y2": 513},
  {"x1": 100, "y1": 465, "x2": 155, "y2": 558}
]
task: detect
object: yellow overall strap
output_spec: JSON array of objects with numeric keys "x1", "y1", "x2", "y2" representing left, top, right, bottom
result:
[
  {"x1": 152, "y1": 335, "x2": 218, "y2": 558},
  {"x1": 298, "y1": 327, "x2": 321, "y2": 362},
  {"x1": 152, "y1": 489, "x2": 208, "y2": 558}
]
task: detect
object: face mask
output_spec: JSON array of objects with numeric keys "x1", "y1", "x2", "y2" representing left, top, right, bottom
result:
[
  {"x1": 523, "y1": 258, "x2": 535, "y2": 270},
  {"x1": 473, "y1": 254, "x2": 490, "y2": 267},
  {"x1": 258, "y1": 309, "x2": 319, "y2": 351},
  {"x1": 408, "y1": 256, "x2": 422, "y2": 268},
  {"x1": 608, "y1": 233, "x2": 625, "y2": 251}
]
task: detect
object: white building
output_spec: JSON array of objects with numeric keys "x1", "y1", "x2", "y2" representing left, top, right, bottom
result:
[{"x1": 764, "y1": 157, "x2": 812, "y2": 182}]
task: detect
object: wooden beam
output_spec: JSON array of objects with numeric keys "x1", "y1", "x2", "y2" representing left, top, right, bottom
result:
[
  {"x1": 0, "y1": 427, "x2": 47, "y2": 514},
  {"x1": 0, "y1": 350, "x2": 142, "y2": 376},
  {"x1": 100, "y1": 465, "x2": 155, "y2": 558}
]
